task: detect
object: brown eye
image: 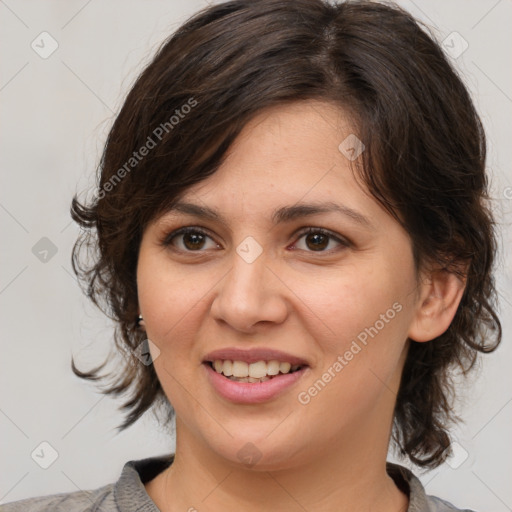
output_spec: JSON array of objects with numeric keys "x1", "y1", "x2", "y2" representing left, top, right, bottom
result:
[
  {"x1": 293, "y1": 228, "x2": 349, "y2": 253},
  {"x1": 182, "y1": 231, "x2": 207, "y2": 250},
  {"x1": 163, "y1": 227, "x2": 219, "y2": 252},
  {"x1": 304, "y1": 232, "x2": 329, "y2": 251}
]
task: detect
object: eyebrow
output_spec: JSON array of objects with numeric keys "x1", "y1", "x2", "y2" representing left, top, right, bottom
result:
[{"x1": 165, "y1": 200, "x2": 373, "y2": 228}]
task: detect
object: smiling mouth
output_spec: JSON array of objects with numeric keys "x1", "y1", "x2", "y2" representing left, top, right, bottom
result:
[{"x1": 206, "y1": 359, "x2": 305, "y2": 383}]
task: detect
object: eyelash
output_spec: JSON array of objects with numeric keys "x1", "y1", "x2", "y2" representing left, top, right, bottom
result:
[{"x1": 162, "y1": 226, "x2": 351, "y2": 254}]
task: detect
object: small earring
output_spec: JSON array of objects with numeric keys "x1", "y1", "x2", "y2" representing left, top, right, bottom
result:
[{"x1": 136, "y1": 314, "x2": 146, "y2": 328}]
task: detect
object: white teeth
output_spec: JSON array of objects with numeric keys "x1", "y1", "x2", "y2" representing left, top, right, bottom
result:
[
  {"x1": 229, "y1": 375, "x2": 271, "y2": 383},
  {"x1": 267, "y1": 360, "x2": 280, "y2": 375},
  {"x1": 232, "y1": 360, "x2": 249, "y2": 378},
  {"x1": 222, "y1": 360, "x2": 233, "y2": 376},
  {"x1": 279, "y1": 362, "x2": 291, "y2": 374},
  {"x1": 211, "y1": 359, "x2": 303, "y2": 380},
  {"x1": 248, "y1": 361, "x2": 267, "y2": 378}
]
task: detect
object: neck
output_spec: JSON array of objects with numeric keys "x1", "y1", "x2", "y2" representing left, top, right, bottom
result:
[{"x1": 151, "y1": 419, "x2": 408, "y2": 512}]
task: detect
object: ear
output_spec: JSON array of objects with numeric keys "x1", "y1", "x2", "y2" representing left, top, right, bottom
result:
[{"x1": 408, "y1": 268, "x2": 466, "y2": 342}]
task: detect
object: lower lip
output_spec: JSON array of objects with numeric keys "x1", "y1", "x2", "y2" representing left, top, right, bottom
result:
[{"x1": 203, "y1": 363, "x2": 308, "y2": 404}]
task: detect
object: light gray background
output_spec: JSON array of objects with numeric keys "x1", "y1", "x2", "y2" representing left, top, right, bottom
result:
[{"x1": 1, "y1": 0, "x2": 511, "y2": 510}]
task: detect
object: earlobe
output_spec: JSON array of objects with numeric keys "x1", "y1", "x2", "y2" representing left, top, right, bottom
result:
[{"x1": 408, "y1": 269, "x2": 466, "y2": 342}]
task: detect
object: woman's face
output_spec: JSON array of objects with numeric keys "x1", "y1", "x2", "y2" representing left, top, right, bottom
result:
[{"x1": 137, "y1": 100, "x2": 425, "y2": 470}]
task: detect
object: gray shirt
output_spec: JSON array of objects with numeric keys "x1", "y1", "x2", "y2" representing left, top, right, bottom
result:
[{"x1": 1, "y1": 455, "x2": 475, "y2": 511}]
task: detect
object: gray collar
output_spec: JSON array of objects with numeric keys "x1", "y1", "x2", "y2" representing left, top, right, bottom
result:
[{"x1": 114, "y1": 455, "x2": 463, "y2": 512}]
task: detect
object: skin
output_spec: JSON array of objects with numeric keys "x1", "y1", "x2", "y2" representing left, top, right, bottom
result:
[{"x1": 137, "y1": 100, "x2": 466, "y2": 511}]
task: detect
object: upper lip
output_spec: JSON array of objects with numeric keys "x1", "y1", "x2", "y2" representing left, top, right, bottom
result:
[{"x1": 203, "y1": 348, "x2": 309, "y2": 366}]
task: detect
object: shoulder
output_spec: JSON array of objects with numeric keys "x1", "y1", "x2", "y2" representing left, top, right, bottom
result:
[
  {"x1": 1, "y1": 483, "x2": 116, "y2": 512},
  {"x1": 386, "y1": 462, "x2": 478, "y2": 512},
  {"x1": 425, "y1": 494, "x2": 477, "y2": 512},
  {"x1": 1, "y1": 454, "x2": 174, "y2": 512}
]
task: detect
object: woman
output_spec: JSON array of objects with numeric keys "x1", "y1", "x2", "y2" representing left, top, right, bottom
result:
[{"x1": 3, "y1": 0, "x2": 501, "y2": 510}]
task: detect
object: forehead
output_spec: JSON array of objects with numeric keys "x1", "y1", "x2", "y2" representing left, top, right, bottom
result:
[{"x1": 154, "y1": 100, "x2": 393, "y2": 231}]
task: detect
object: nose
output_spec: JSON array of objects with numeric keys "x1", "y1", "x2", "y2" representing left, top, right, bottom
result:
[{"x1": 210, "y1": 246, "x2": 289, "y2": 333}]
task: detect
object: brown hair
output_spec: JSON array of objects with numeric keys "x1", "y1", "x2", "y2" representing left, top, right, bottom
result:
[{"x1": 71, "y1": 0, "x2": 501, "y2": 468}]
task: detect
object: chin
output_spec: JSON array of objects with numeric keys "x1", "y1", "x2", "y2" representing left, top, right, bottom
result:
[{"x1": 209, "y1": 434, "x2": 311, "y2": 472}]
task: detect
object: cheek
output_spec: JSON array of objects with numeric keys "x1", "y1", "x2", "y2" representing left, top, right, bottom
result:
[
  {"x1": 137, "y1": 247, "x2": 210, "y2": 340},
  {"x1": 138, "y1": 265, "x2": 206, "y2": 414},
  {"x1": 136, "y1": 249, "x2": 220, "y2": 404},
  {"x1": 291, "y1": 260, "x2": 411, "y2": 354},
  {"x1": 291, "y1": 262, "x2": 413, "y2": 412}
]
